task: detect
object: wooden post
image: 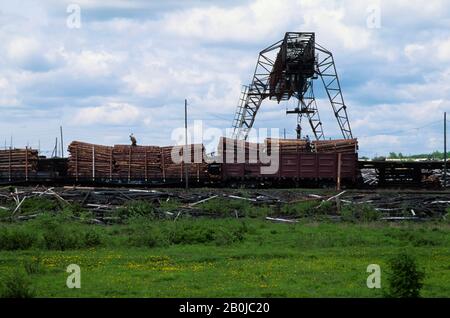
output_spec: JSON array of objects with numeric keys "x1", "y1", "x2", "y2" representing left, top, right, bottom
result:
[
  {"x1": 444, "y1": 112, "x2": 447, "y2": 187},
  {"x1": 184, "y1": 99, "x2": 188, "y2": 189},
  {"x1": 60, "y1": 126, "x2": 64, "y2": 158},
  {"x1": 128, "y1": 146, "x2": 131, "y2": 182},
  {"x1": 109, "y1": 148, "x2": 113, "y2": 180},
  {"x1": 25, "y1": 147, "x2": 28, "y2": 181},
  {"x1": 75, "y1": 145, "x2": 78, "y2": 181},
  {"x1": 337, "y1": 153, "x2": 342, "y2": 191},
  {"x1": 197, "y1": 163, "x2": 200, "y2": 182},
  {"x1": 161, "y1": 148, "x2": 166, "y2": 182},
  {"x1": 8, "y1": 147, "x2": 11, "y2": 182},
  {"x1": 145, "y1": 150, "x2": 148, "y2": 182},
  {"x1": 92, "y1": 145, "x2": 95, "y2": 181}
]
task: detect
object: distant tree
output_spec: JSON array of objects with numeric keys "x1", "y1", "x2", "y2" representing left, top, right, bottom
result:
[{"x1": 388, "y1": 152, "x2": 398, "y2": 159}]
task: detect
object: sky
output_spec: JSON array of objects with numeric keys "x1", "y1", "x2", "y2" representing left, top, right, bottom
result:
[{"x1": 0, "y1": 0, "x2": 450, "y2": 158}]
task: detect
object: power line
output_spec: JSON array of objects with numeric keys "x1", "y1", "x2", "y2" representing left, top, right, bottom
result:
[{"x1": 358, "y1": 120, "x2": 442, "y2": 139}]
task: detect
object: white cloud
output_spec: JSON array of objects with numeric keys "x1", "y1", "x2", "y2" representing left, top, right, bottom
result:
[{"x1": 73, "y1": 102, "x2": 140, "y2": 125}]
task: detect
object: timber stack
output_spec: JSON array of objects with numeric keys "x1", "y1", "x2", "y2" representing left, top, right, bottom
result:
[
  {"x1": 219, "y1": 137, "x2": 358, "y2": 161},
  {"x1": 0, "y1": 148, "x2": 39, "y2": 180},
  {"x1": 67, "y1": 141, "x2": 207, "y2": 182},
  {"x1": 218, "y1": 137, "x2": 261, "y2": 163},
  {"x1": 266, "y1": 138, "x2": 357, "y2": 154}
]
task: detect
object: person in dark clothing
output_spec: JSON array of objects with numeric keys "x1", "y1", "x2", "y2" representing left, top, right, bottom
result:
[{"x1": 130, "y1": 133, "x2": 137, "y2": 146}]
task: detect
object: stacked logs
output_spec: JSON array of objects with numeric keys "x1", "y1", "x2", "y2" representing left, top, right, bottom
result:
[
  {"x1": 313, "y1": 139, "x2": 358, "y2": 153},
  {"x1": 218, "y1": 138, "x2": 261, "y2": 163},
  {"x1": 218, "y1": 137, "x2": 358, "y2": 163},
  {"x1": 67, "y1": 141, "x2": 207, "y2": 181},
  {"x1": 67, "y1": 141, "x2": 113, "y2": 179},
  {"x1": 163, "y1": 144, "x2": 207, "y2": 180},
  {"x1": 267, "y1": 138, "x2": 358, "y2": 154},
  {"x1": 113, "y1": 145, "x2": 161, "y2": 180},
  {"x1": 0, "y1": 148, "x2": 38, "y2": 179}
]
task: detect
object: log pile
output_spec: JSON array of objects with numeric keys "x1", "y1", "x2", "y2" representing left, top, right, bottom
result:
[
  {"x1": 67, "y1": 141, "x2": 113, "y2": 179},
  {"x1": 163, "y1": 144, "x2": 207, "y2": 180},
  {"x1": 67, "y1": 141, "x2": 207, "y2": 181},
  {"x1": 267, "y1": 138, "x2": 358, "y2": 154},
  {"x1": 113, "y1": 145, "x2": 161, "y2": 180},
  {"x1": 218, "y1": 137, "x2": 358, "y2": 163},
  {"x1": 218, "y1": 138, "x2": 261, "y2": 163},
  {"x1": 313, "y1": 139, "x2": 358, "y2": 153},
  {"x1": 0, "y1": 148, "x2": 38, "y2": 179}
]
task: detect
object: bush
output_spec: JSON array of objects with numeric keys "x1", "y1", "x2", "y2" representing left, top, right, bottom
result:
[
  {"x1": 385, "y1": 253, "x2": 425, "y2": 298},
  {"x1": 83, "y1": 229, "x2": 102, "y2": 247},
  {"x1": 19, "y1": 197, "x2": 59, "y2": 214},
  {"x1": 117, "y1": 200, "x2": 155, "y2": 219},
  {"x1": 39, "y1": 218, "x2": 81, "y2": 250},
  {"x1": 23, "y1": 256, "x2": 45, "y2": 275},
  {"x1": 341, "y1": 204, "x2": 379, "y2": 222},
  {"x1": 0, "y1": 227, "x2": 36, "y2": 250},
  {"x1": 213, "y1": 226, "x2": 246, "y2": 246},
  {"x1": 128, "y1": 221, "x2": 166, "y2": 248},
  {"x1": 168, "y1": 222, "x2": 215, "y2": 244},
  {"x1": 280, "y1": 200, "x2": 319, "y2": 217},
  {"x1": 0, "y1": 271, "x2": 35, "y2": 298}
]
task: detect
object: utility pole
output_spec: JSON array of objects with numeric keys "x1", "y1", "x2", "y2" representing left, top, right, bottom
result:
[
  {"x1": 184, "y1": 99, "x2": 189, "y2": 190},
  {"x1": 284, "y1": 128, "x2": 286, "y2": 139},
  {"x1": 444, "y1": 112, "x2": 447, "y2": 188},
  {"x1": 60, "y1": 126, "x2": 64, "y2": 158}
]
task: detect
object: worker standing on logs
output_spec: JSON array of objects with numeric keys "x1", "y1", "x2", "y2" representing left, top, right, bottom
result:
[
  {"x1": 296, "y1": 124, "x2": 301, "y2": 140},
  {"x1": 305, "y1": 135, "x2": 312, "y2": 152},
  {"x1": 130, "y1": 133, "x2": 137, "y2": 146}
]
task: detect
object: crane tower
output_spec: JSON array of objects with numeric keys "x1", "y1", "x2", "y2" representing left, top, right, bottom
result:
[{"x1": 231, "y1": 32, "x2": 352, "y2": 140}]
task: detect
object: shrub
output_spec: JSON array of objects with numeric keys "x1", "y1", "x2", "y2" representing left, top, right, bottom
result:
[
  {"x1": 0, "y1": 227, "x2": 36, "y2": 250},
  {"x1": 168, "y1": 222, "x2": 215, "y2": 244},
  {"x1": 280, "y1": 200, "x2": 319, "y2": 217},
  {"x1": 0, "y1": 271, "x2": 35, "y2": 298},
  {"x1": 23, "y1": 256, "x2": 45, "y2": 275},
  {"x1": 19, "y1": 197, "x2": 59, "y2": 214},
  {"x1": 213, "y1": 226, "x2": 246, "y2": 246},
  {"x1": 83, "y1": 229, "x2": 102, "y2": 247},
  {"x1": 40, "y1": 219, "x2": 81, "y2": 250},
  {"x1": 116, "y1": 200, "x2": 155, "y2": 219},
  {"x1": 385, "y1": 253, "x2": 425, "y2": 298},
  {"x1": 341, "y1": 204, "x2": 379, "y2": 222},
  {"x1": 129, "y1": 226, "x2": 165, "y2": 248}
]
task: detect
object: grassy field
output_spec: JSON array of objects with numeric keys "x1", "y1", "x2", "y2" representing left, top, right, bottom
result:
[{"x1": 0, "y1": 195, "x2": 449, "y2": 298}]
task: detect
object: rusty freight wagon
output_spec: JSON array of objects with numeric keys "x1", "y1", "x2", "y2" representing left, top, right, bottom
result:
[{"x1": 210, "y1": 138, "x2": 359, "y2": 187}]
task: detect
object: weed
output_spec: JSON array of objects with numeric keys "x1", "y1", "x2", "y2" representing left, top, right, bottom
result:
[
  {"x1": 19, "y1": 197, "x2": 59, "y2": 214},
  {"x1": 341, "y1": 204, "x2": 379, "y2": 222},
  {"x1": 0, "y1": 271, "x2": 35, "y2": 298},
  {"x1": 23, "y1": 256, "x2": 45, "y2": 275},
  {"x1": 0, "y1": 227, "x2": 36, "y2": 250},
  {"x1": 116, "y1": 200, "x2": 155, "y2": 219}
]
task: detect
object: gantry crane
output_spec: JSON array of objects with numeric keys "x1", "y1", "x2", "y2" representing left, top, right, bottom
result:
[{"x1": 232, "y1": 32, "x2": 352, "y2": 140}]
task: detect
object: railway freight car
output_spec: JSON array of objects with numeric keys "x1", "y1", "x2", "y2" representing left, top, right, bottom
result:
[{"x1": 208, "y1": 137, "x2": 358, "y2": 187}]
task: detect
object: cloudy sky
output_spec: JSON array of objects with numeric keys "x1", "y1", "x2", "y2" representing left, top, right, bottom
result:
[{"x1": 0, "y1": 0, "x2": 449, "y2": 157}]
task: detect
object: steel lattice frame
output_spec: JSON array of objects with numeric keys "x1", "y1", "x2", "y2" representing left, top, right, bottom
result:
[{"x1": 231, "y1": 32, "x2": 352, "y2": 140}]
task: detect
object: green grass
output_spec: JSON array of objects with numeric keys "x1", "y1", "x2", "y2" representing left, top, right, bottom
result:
[{"x1": 0, "y1": 215, "x2": 449, "y2": 297}]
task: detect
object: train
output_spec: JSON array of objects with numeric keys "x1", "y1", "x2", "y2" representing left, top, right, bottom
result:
[
  {"x1": 0, "y1": 137, "x2": 445, "y2": 188},
  {"x1": 0, "y1": 138, "x2": 360, "y2": 188}
]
